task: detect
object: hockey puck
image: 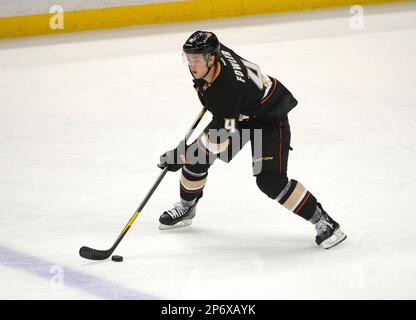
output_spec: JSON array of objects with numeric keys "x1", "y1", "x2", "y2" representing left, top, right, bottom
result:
[{"x1": 111, "y1": 255, "x2": 123, "y2": 262}]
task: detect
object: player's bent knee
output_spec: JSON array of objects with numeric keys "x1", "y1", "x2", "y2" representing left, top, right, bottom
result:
[{"x1": 256, "y1": 173, "x2": 289, "y2": 199}]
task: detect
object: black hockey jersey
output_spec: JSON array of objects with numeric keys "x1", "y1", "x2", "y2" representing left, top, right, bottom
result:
[{"x1": 192, "y1": 44, "x2": 298, "y2": 129}]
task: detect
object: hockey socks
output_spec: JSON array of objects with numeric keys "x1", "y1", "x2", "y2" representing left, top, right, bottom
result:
[{"x1": 275, "y1": 179, "x2": 317, "y2": 221}]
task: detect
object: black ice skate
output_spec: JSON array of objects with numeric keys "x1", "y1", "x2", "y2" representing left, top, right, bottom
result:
[
  {"x1": 315, "y1": 205, "x2": 347, "y2": 249},
  {"x1": 159, "y1": 200, "x2": 198, "y2": 230}
]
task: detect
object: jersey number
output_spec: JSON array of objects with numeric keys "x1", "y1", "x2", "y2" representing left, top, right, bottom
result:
[
  {"x1": 241, "y1": 59, "x2": 264, "y2": 90},
  {"x1": 224, "y1": 118, "x2": 236, "y2": 133}
]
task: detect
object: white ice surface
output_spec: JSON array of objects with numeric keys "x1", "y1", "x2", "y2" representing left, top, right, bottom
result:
[{"x1": 0, "y1": 2, "x2": 416, "y2": 299}]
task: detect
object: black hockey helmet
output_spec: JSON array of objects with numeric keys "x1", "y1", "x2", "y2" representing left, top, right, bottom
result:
[{"x1": 183, "y1": 31, "x2": 220, "y2": 59}]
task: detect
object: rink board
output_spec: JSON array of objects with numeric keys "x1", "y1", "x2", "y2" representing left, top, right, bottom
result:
[{"x1": 0, "y1": 0, "x2": 412, "y2": 38}]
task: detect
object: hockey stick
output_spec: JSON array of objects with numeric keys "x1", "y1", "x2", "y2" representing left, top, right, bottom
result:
[{"x1": 79, "y1": 108, "x2": 207, "y2": 260}]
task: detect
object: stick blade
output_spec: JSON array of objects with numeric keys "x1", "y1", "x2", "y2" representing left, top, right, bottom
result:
[{"x1": 79, "y1": 246, "x2": 112, "y2": 260}]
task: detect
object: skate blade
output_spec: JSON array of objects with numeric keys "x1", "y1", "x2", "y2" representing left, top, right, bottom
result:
[
  {"x1": 159, "y1": 219, "x2": 193, "y2": 230},
  {"x1": 319, "y1": 228, "x2": 347, "y2": 249}
]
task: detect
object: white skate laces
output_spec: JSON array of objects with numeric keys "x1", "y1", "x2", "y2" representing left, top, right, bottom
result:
[
  {"x1": 166, "y1": 202, "x2": 190, "y2": 219},
  {"x1": 315, "y1": 215, "x2": 334, "y2": 235}
]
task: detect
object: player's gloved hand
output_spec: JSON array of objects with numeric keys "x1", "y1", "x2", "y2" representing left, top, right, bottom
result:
[{"x1": 158, "y1": 140, "x2": 188, "y2": 172}]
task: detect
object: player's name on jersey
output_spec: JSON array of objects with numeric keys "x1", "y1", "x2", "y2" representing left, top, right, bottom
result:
[{"x1": 221, "y1": 50, "x2": 246, "y2": 83}]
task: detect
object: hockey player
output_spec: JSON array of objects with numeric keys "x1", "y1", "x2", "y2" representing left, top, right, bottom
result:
[{"x1": 158, "y1": 31, "x2": 346, "y2": 249}]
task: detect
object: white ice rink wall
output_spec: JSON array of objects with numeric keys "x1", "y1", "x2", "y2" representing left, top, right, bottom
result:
[{"x1": 0, "y1": 0, "x2": 413, "y2": 38}]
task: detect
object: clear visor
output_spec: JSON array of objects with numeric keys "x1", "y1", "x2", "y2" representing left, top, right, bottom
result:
[{"x1": 182, "y1": 52, "x2": 209, "y2": 67}]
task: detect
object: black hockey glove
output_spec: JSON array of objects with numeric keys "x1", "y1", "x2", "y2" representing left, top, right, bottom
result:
[{"x1": 158, "y1": 140, "x2": 188, "y2": 172}]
